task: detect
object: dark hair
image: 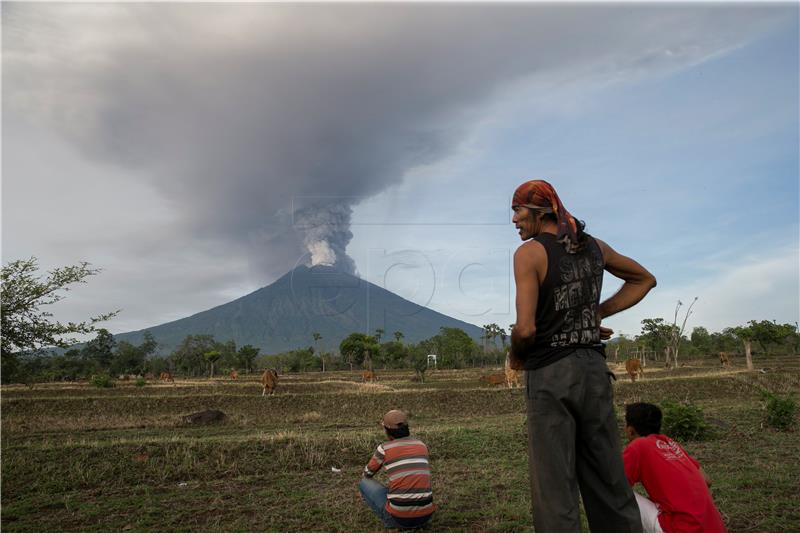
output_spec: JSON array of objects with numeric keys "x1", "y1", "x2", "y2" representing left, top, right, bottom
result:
[
  {"x1": 625, "y1": 403, "x2": 662, "y2": 436},
  {"x1": 541, "y1": 212, "x2": 589, "y2": 249},
  {"x1": 385, "y1": 425, "x2": 410, "y2": 439}
]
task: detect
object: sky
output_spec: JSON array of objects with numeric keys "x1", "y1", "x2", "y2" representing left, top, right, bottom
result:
[{"x1": 2, "y1": 3, "x2": 798, "y2": 345}]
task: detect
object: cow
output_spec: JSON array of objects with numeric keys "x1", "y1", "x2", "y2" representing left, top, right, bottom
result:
[
  {"x1": 361, "y1": 370, "x2": 377, "y2": 383},
  {"x1": 719, "y1": 352, "x2": 731, "y2": 367},
  {"x1": 261, "y1": 369, "x2": 279, "y2": 396},
  {"x1": 625, "y1": 358, "x2": 644, "y2": 382},
  {"x1": 159, "y1": 372, "x2": 174, "y2": 383},
  {"x1": 504, "y1": 353, "x2": 522, "y2": 388},
  {"x1": 230, "y1": 369, "x2": 238, "y2": 380},
  {"x1": 480, "y1": 373, "x2": 507, "y2": 386}
]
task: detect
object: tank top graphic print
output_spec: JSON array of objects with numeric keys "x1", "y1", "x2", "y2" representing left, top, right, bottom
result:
[{"x1": 522, "y1": 233, "x2": 605, "y2": 370}]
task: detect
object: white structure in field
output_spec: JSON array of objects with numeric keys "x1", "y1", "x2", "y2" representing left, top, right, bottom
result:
[{"x1": 427, "y1": 354, "x2": 437, "y2": 368}]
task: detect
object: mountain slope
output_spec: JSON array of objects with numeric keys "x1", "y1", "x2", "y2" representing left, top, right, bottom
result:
[{"x1": 113, "y1": 265, "x2": 484, "y2": 354}]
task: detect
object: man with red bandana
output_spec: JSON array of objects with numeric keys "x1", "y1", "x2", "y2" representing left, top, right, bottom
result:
[{"x1": 510, "y1": 179, "x2": 657, "y2": 533}]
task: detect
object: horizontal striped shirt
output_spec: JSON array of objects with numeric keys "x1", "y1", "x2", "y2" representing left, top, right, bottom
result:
[{"x1": 363, "y1": 437, "x2": 436, "y2": 519}]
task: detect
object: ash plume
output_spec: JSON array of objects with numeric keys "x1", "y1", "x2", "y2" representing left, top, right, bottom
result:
[
  {"x1": 295, "y1": 203, "x2": 356, "y2": 275},
  {"x1": 3, "y1": 3, "x2": 786, "y2": 283}
]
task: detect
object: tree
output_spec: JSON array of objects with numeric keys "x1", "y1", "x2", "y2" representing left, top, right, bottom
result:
[
  {"x1": 280, "y1": 347, "x2": 318, "y2": 372},
  {"x1": 110, "y1": 332, "x2": 156, "y2": 376},
  {"x1": 237, "y1": 345, "x2": 259, "y2": 374},
  {"x1": 374, "y1": 328, "x2": 385, "y2": 344},
  {"x1": 340, "y1": 333, "x2": 380, "y2": 371},
  {"x1": 637, "y1": 318, "x2": 672, "y2": 365},
  {"x1": 666, "y1": 297, "x2": 698, "y2": 368},
  {"x1": 381, "y1": 341, "x2": 408, "y2": 369},
  {"x1": 170, "y1": 334, "x2": 218, "y2": 377},
  {"x1": 712, "y1": 328, "x2": 739, "y2": 354},
  {"x1": 428, "y1": 327, "x2": 477, "y2": 369},
  {"x1": 690, "y1": 327, "x2": 712, "y2": 355},
  {"x1": 80, "y1": 328, "x2": 117, "y2": 373},
  {"x1": 747, "y1": 320, "x2": 796, "y2": 355},
  {"x1": 732, "y1": 325, "x2": 755, "y2": 371},
  {"x1": 216, "y1": 339, "x2": 238, "y2": 371},
  {"x1": 1, "y1": 258, "x2": 118, "y2": 382},
  {"x1": 482, "y1": 323, "x2": 502, "y2": 365},
  {"x1": 407, "y1": 344, "x2": 430, "y2": 382},
  {"x1": 204, "y1": 350, "x2": 222, "y2": 378},
  {"x1": 498, "y1": 327, "x2": 508, "y2": 351},
  {"x1": 393, "y1": 331, "x2": 404, "y2": 343},
  {"x1": 312, "y1": 332, "x2": 324, "y2": 372},
  {"x1": 481, "y1": 324, "x2": 492, "y2": 354}
]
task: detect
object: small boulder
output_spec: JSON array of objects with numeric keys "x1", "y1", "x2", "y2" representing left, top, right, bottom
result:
[{"x1": 181, "y1": 409, "x2": 227, "y2": 425}]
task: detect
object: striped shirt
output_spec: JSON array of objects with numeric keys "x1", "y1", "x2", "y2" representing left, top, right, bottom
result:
[{"x1": 363, "y1": 437, "x2": 436, "y2": 519}]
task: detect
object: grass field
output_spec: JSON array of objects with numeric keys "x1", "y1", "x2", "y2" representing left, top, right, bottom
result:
[{"x1": 2, "y1": 355, "x2": 799, "y2": 532}]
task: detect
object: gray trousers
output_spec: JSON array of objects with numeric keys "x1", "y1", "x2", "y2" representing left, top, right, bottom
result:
[{"x1": 525, "y1": 349, "x2": 642, "y2": 533}]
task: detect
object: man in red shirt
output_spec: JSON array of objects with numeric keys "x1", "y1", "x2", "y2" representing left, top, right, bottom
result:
[{"x1": 623, "y1": 403, "x2": 727, "y2": 533}]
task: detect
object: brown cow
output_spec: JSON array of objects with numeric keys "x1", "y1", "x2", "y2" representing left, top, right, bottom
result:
[
  {"x1": 718, "y1": 352, "x2": 731, "y2": 367},
  {"x1": 361, "y1": 370, "x2": 377, "y2": 383},
  {"x1": 261, "y1": 369, "x2": 278, "y2": 396},
  {"x1": 159, "y1": 372, "x2": 174, "y2": 383},
  {"x1": 230, "y1": 369, "x2": 239, "y2": 380},
  {"x1": 625, "y1": 358, "x2": 644, "y2": 382},
  {"x1": 504, "y1": 353, "x2": 522, "y2": 388},
  {"x1": 480, "y1": 373, "x2": 507, "y2": 386}
]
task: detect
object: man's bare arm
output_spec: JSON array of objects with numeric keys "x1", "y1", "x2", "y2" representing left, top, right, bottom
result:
[
  {"x1": 510, "y1": 242, "x2": 544, "y2": 369},
  {"x1": 596, "y1": 239, "x2": 657, "y2": 320}
]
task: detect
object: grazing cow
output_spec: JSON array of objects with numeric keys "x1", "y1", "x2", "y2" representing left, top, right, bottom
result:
[
  {"x1": 159, "y1": 372, "x2": 174, "y2": 383},
  {"x1": 361, "y1": 370, "x2": 377, "y2": 383},
  {"x1": 719, "y1": 352, "x2": 731, "y2": 367},
  {"x1": 480, "y1": 373, "x2": 507, "y2": 386},
  {"x1": 504, "y1": 353, "x2": 522, "y2": 388},
  {"x1": 230, "y1": 369, "x2": 238, "y2": 380},
  {"x1": 261, "y1": 369, "x2": 279, "y2": 396},
  {"x1": 625, "y1": 358, "x2": 644, "y2": 382}
]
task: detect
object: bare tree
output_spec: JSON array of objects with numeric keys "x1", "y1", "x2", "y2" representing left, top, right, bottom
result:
[{"x1": 666, "y1": 297, "x2": 698, "y2": 368}]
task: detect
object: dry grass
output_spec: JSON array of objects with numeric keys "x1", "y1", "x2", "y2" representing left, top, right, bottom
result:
[{"x1": 2, "y1": 355, "x2": 799, "y2": 532}]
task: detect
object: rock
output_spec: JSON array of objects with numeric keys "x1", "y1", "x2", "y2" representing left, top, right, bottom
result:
[{"x1": 181, "y1": 409, "x2": 227, "y2": 425}]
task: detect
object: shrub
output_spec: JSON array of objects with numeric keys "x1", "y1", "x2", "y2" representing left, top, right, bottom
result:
[
  {"x1": 762, "y1": 392, "x2": 797, "y2": 431},
  {"x1": 662, "y1": 401, "x2": 709, "y2": 441},
  {"x1": 135, "y1": 377, "x2": 147, "y2": 387},
  {"x1": 90, "y1": 374, "x2": 115, "y2": 388}
]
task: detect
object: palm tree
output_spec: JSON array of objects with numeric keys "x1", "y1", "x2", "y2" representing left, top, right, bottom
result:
[
  {"x1": 482, "y1": 324, "x2": 492, "y2": 354},
  {"x1": 374, "y1": 328, "x2": 385, "y2": 343},
  {"x1": 204, "y1": 350, "x2": 221, "y2": 379},
  {"x1": 312, "y1": 332, "x2": 324, "y2": 372},
  {"x1": 499, "y1": 327, "x2": 508, "y2": 350},
  {"x1": 394, "y1": 331, "x2": 404, "y2": 343}
]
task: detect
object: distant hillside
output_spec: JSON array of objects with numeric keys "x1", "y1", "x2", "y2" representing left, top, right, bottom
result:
[{"x1": 113, "y1": 265, "x2": 484, "y2": 354}]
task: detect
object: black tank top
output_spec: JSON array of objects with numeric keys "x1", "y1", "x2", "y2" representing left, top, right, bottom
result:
[{"x1": 522, "y1": 233, "x2": 606, "y2": 370}]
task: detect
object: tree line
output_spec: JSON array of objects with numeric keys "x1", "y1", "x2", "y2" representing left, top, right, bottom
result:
[
  {"x1": 6, "y1": 315, "x2": 796, "y2": 385},
  {"x1": 2, "y1": 257, "x2": 797, "y2": 384}
]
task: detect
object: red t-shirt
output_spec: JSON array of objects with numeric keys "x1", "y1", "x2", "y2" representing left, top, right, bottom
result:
[{"x1": 624, "y1": 435, "x2": 727, "y2": 533}]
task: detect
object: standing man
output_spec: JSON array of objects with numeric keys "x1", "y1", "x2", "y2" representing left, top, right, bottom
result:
[{"x1": 510, "y1": 179, "x2": 656, "y2": 533}]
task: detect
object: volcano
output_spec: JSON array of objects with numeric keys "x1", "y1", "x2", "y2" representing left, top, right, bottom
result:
[{"x1": 113, "y1": 265, "x2": 484, "y2": 354}]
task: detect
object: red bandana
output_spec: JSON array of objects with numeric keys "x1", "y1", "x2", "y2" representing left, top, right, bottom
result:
[{"x1": 512, "y1": 179, "x2": 579, "y2": 253}]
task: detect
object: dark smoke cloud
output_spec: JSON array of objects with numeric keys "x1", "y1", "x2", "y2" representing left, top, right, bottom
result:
[{"x1": 3, "y1": 3, "x2": 787, "y2": 280}]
